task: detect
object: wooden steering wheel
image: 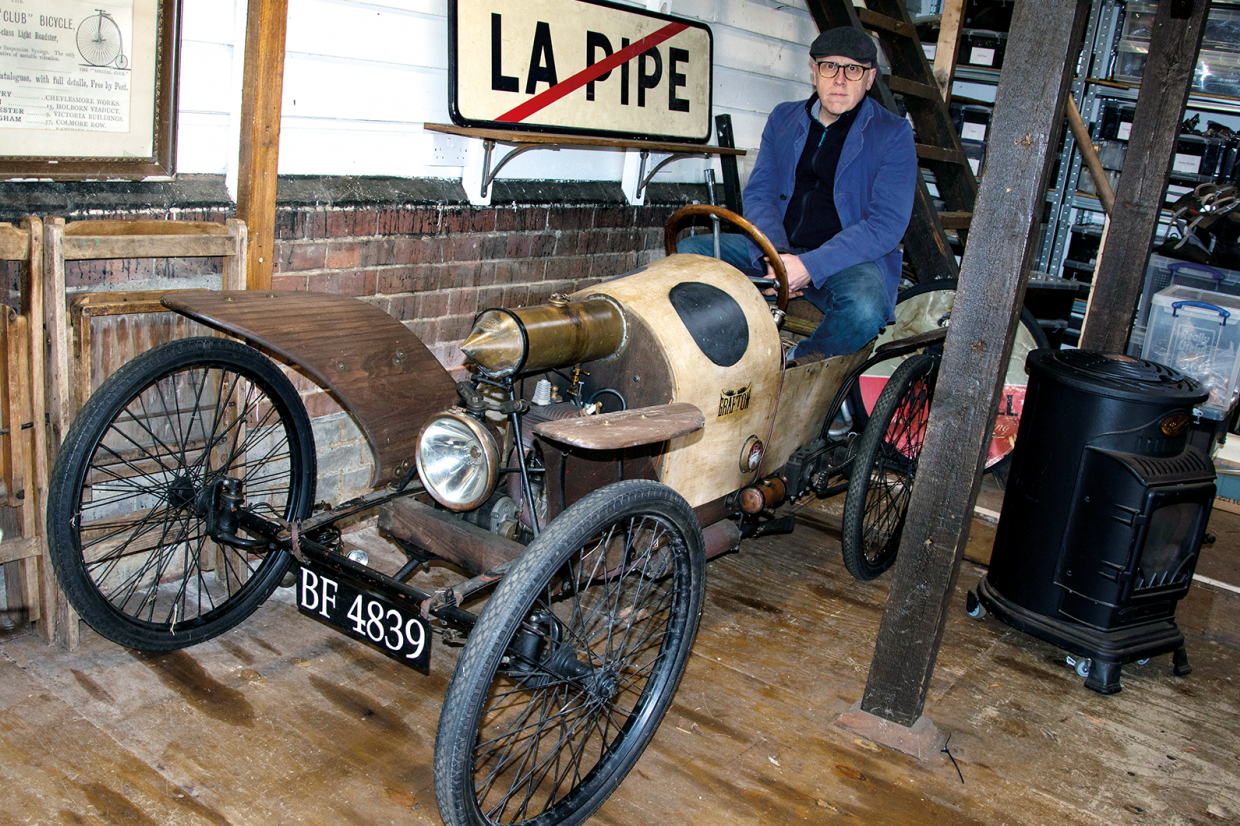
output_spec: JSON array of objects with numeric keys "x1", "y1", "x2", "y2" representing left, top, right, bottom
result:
[{"x1": 663, "y1": 204, "x2": 790, "y2": 313}]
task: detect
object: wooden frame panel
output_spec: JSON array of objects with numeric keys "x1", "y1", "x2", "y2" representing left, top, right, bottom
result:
[
  {"x1": 43, "y1": 217, "x2": 246, "y2": 648},
  {"x1": 0, "y1": 217, "x2": 53, "y2": 642}
]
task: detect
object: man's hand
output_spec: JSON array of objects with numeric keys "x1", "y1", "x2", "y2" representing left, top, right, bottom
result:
[{"x1": 763, "y1": 253, "x2": 810, "y2": 297}]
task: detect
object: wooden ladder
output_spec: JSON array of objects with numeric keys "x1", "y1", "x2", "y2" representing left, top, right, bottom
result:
[{"x1": 805, "y1": 0, "x2": 977, "y2": 282}]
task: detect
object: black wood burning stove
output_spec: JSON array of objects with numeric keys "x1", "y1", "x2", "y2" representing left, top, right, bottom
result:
[{"x1": 971, "y1": 350, "x2": 1216, "y2": 694}]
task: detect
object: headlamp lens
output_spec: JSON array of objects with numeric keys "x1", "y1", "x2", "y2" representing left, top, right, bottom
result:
[{"x1": 416, "y1": 413, "x2": 499, "y2": 511}]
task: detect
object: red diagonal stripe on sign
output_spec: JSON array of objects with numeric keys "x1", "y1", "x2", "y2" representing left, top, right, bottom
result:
[{"x1": 497, "y1": 21, "x2": 690, "y2": 123}]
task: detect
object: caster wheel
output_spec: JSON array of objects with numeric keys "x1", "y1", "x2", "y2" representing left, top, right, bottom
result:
[
  {"x1": 965, "y1": 590, "x2": 985, "y2": 619},
  {"x1": 1067, "y1": 655, "x2": 1091, "y2": 678}
]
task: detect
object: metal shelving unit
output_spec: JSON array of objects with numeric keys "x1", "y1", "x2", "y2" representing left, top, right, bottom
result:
[{"x1": 1039, "y1": 0, "x2": 1240, "y2": 280}]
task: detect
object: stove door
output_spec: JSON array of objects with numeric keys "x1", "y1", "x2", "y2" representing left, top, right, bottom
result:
[{"x1": 1054, "y1": 446, "x2": 1214, "y2": 627}]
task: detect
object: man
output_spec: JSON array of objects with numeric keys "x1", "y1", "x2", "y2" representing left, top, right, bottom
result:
[{"x1": 681, "y1": 27, "x2": 917, "y2": 358}]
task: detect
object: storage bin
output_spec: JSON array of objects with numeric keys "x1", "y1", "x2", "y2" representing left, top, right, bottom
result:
[
  {"x1": 1127, "y1": 323, "x2": 1147, "y2": 358},
  {"x1": 958, "y1": 104, "x2": 991, "y2": 142},
  {"x1": 1113, "y1": 42, "x2": 1240, "y2": 99},
  {"x1": 1078, "y1": 167, "x2": 1120, "y2": 197},
  {"x1": 1200, "y1": 136, "x2": 1231, "y2": 178},
  {"x1": 1204, "y1": 5, "x2": 1240, "y2": 52},
  {"x1": 1173, "y1": 135, "x2": 1208, "y2": 178},
  {"x1": 961, "y1": 138, "x2": 986, "y2": 175},
  {"x1": 1125, "y1": 2, "x2": 1240, "y2": 52},
  {"x1": 1099, "y1": 103, "x2": 1137, "y2": 141},
  {"x1": 1135, "y1": 254, "x2": 1240, "y2": 336},
  {"x1": 1221, "y1": 140, "x2": 1239, "y2": 182},
  {"x1": 1121, "y1": 1, "x2": 1159, "y2": 42},
  {"x1": 1065, "y1": 225, "x2": 1104, "y2": 266},
  {"x1": 961, "y1": 29, "x2": 1007, "y2": 69},
  {"x1": 1095, "y1": 138, "x2": 1127, "y2": 171},
  {"x1": 962, "y1": 0, "x2": 1014, "y2": 32},
  {"x1": 1198, "y1": 50, "x2": 1240, "y2": 98},
  {"x1": 1112, "y1": 39, "x2": 1149, "y2": 85},
  {"x1": 1142, "y1": 285, "x2": 1240, "y2": 417}
]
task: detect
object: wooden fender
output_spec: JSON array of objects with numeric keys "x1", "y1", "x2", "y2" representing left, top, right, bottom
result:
[{"x1": 162, "y1": 290, "x2": 458, "y2": 488}]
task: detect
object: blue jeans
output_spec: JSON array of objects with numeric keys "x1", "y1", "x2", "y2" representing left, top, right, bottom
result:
[{"x1": 678, "y1": 233, "x2": 888, "y2": 357}]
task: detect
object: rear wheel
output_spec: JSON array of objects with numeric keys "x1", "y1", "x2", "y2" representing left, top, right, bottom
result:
[
  {"x1": 841, "y1": 353, "x2": 937, "y2": 580},
  {"x1": 849, "y1": 279, "x2": 1048, "y2": 475},
  {"x1": 435, "y1": 480, "x2": 705, "y2": 826},
  {"x1": 46, "y1": 337, "x2": 316, "y2": 650}
]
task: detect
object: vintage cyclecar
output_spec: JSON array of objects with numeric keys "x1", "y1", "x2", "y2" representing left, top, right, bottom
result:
[{"x1": 47, "y1": 206, "x2": 1037, "y2": 826}]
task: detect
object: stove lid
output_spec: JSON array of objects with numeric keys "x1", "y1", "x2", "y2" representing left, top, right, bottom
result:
[{"x1": 1027, "y1": 350, "x2": 1208, "y2": 404}]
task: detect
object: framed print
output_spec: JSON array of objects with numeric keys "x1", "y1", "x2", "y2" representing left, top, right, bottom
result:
[{"x1": 0, "y1": 0, "x2": 181, "y2": 179}]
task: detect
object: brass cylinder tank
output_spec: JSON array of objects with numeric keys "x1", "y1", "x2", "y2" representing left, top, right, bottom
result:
[{"x1": 461, "y1": 295, "x2": 626, "y2": 378}]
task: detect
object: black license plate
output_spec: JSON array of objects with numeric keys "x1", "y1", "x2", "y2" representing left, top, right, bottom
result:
[{"x1": 296, "y1": 564, "x2": 431, "y2": 669}]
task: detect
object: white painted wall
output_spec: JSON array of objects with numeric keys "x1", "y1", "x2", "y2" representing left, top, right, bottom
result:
[{"x1": 174, "y1": 0, "x2": 822, "y2": 193}]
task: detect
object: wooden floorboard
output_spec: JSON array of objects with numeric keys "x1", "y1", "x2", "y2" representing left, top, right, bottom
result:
[{"x1": 2, "y1": 490, "x2": 1237, "y2": 825}]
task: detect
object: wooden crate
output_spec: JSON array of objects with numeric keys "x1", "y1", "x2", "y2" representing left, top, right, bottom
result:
[
  {"x1": 0, "y1": 217, "x2": 54, "y2": 641},
  {"x1": 42, "y1": 218, "x2": 248, "y2": 648}
]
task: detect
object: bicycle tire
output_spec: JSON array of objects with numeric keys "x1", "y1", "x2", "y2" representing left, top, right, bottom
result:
[
  {"x1": 435, "y1": 479, "x2": 705, "y2": 826},
  {"x1": 849, "y1": 278, "x2": 1048, "y2": 475},
  {"x1": 46, "y1": 337, "x2": 316, "y2": 650},
  {"x1": 841, "y1": 353, "x2": 937, "y2": 580}
]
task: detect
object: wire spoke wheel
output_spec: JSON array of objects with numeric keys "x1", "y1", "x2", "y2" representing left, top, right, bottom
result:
[
  {"x1": 436, "y1": 480, "x2": 705, "y2": 826},
  {"x1": 76, "y1": 12, "x2": 123, "y2": 67},
  {"x1": 849, "y1": 279, "x2": 1047, "y2": 476},
  {"x1": 842, "y1": 353, "x2": 937, "y2": 580},
  {"x1": 47, "y1": 338, "x2": 316, "y2": 650}
]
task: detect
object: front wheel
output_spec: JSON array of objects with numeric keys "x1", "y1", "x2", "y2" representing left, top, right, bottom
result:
[
  {"x1": 435, "y1": 479, "x2": 706, "y2": 826},
  {"x1": 46, "y1": 337, "x2": 317, "y2": 650},
  {"x1": 841, "y1": 353, "x2": 937, "y2": 580}
]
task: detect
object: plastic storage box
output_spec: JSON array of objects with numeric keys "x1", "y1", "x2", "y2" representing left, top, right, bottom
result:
[
  {"x1": 958, "y1": 104, "x2": 991, "y2": 141},
  {"x1": 1079, "y1": 167, "x2": 1120, "y2": 197},
  {"x1": 1204, "y1": 5, "x2": 1240, "y2": 52},
  {"x1": 961, "y1": 30, "x2": 1007, "y2": 69},
  {"x1": 1121, "y1": 1, "x2": 1159, "y2": 41},
  {"x1": 1135, "y1": 254, "x2": 1240, "y2": 337},
  {"x1": 961, "y1": 138, "x2": 986, "y2": 175},
  {"x1": 1142, "y1": 285, "x2": 1240, "y2": 417},
  {"x1": 1113, "y1": 42, "x2": 1240, "y2": 98},
  {"x1": 1112, "y1": 39, "x2": 1149, "y2": 85},
  {"x1": 1099, "y1": 103, "x2": 1137, "y2": 141},
  {"x1": 1198, "y1": 50, "x2": 1240, "y2": 98},
  {"x1": 1125, "y1": 2, "x2": 1240, "y2": 52}
]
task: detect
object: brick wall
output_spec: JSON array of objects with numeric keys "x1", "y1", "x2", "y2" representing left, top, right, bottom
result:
[
  {"x1": 268, "y1": 199, "x2": 680, "y2": 502},
  {"x1": 270, "y1": 201, "x2": 676, "y2": 373},
  {"x1": 3, "y1": 176, "x2": 705, "y2": 505}
]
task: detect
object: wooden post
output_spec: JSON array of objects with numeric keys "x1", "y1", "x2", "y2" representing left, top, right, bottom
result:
[
  {"x1": 1078, "y1": 0, "x2": 1211, "y2": 353},
  {"x1": 236, "y1": 0, "x2": 289, "y2": 291},
  {"x1": 21, "y1": 216, "x2": 57, "y2": 644},
  {"x1": 933, "y1": 0, "x2": 965, "y2": 100},
  {"x1": 1066, "y1": 97, "x2": 1115, "y2": 215},
  {"x1": 41, "y1": 217, "x2": 79, "y2": 649},
  {"x1": 839, "y1": 0, "x2": 1092, "y2": 740}
]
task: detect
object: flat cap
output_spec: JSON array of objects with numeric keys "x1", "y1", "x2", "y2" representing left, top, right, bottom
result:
[{"x1": 809, "y1": 28, "x2": 878, "y2": 65}]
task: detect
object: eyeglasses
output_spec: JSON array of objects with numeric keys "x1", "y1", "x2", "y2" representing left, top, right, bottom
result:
[{"x1": 815, "y1": 61, "x2": 870, "y2": 81}]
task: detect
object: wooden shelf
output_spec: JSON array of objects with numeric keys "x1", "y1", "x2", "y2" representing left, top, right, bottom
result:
[{"x1": 425, "y1": 123, "x2": 744, "y2": 200}]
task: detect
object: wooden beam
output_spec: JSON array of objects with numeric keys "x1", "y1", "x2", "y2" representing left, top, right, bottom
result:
[
  {"x1": 933, "y1": 0, "x2": 966, "y2": 101},
  {"x1": 856, "y1": 0, "x2": 1091, "y2": 731},
  {"x1": 42, "y1": 217, "x2": 78, "y2": 649},
  {"x1": 236, "y1": 0, "x2": 290, "y2": 291},
  {"x1": 1079, "y1": 0, "x2": 1211, "y2": 353},
  {"x1": 1066, "y1": 97, "x2": 1115, "y2": 215}
]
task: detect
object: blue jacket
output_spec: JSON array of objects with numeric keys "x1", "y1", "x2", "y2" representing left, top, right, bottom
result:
[{"x1": 742, "y1": 94, "x2": 917, "y2": 316}]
